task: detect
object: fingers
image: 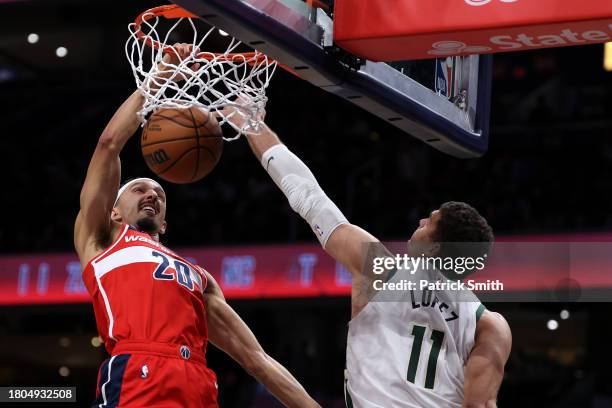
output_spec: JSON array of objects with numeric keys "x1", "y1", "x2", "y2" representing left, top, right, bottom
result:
[
  {"x1": 160, "y1": 43, "x2": 201, "y2": 83},
  {"x1": 176, "y1": 43, "x2": 200, "y2": 60},
  {"x1": 166, "y1": 43, "x2": 195, "y2": 65},
  {"x1": 172, "y1": 43, "x2": 187, "y2": 60},
  {"x1": 213, "y1": 109, "x2": 227, "y2": 124},
  {"x1": 215, "y1": 100, "x2": 266, "y2": 133}
]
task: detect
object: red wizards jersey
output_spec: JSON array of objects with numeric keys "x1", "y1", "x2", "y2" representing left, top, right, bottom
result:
[{"x1": 82, "y1": 224, "x2": 209, "y2": 356}]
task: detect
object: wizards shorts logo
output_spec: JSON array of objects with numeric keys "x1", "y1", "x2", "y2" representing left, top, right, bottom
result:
[{"x1": 180, "y1": 345, "x2": 191, "y2": 360}]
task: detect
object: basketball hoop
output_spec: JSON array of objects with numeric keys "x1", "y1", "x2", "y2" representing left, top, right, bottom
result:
[{"x1": 126, "y1": 5, "x2": 278, "y2": 140}]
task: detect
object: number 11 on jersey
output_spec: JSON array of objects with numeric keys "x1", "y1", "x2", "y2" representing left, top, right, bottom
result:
[{"x1": 407, "y1": 325, "x2": 445, "y2": 390}]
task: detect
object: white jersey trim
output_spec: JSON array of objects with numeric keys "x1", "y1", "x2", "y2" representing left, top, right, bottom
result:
[
  {"x1": 93, "y1": 245, "x2": 157, "y2": 278},
  {"x1": 89, "y1": 224, "x2": 130, "y2": 341},
  {"x1": 90, "y1": 224, "x2": 130, "y2": 265},
  {"x1": 91, "y1": 225, "x2": 129, "y2": 343},
  {"x1": 92, "y1": 245, "x2": 205, "y2": 293},
  {"x1": 96, "y1": 273, "x2": 116, "y2": 341}
]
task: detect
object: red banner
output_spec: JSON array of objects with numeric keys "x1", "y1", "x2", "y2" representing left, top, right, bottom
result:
[
  {"x1": 2, "y1": 233, "x2": 612, "y2": 305},
  {"x1": 334, "y1": 0, "x2": 612, "y2": 61}
]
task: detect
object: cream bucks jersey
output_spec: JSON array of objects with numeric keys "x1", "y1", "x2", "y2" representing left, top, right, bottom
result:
[{"x1": 345, "y1": 267, "x2": 485, "y2": 408}]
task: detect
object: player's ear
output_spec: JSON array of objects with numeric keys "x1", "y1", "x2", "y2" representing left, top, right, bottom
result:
[
  {"x1": 159, "y1": 220, "x2": 167, "y2": 235},
  {"x1": 111, "y1": 207, "x2": 123, "y2": 223},
  {"x1": 426, "y1": 242, "x2": 441, "y2": 257}
]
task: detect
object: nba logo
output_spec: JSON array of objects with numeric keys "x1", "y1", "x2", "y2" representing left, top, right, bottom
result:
[
  {"x1": 141, "y1": 365, "x2": 149, "y2": 379},
  {"x1": 435, "y1": 57, "x2": 455, "y2": 98}
]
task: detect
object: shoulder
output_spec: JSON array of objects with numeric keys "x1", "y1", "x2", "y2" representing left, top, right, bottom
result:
[
  {"x1": 199, "y1": 268, "x2": 226, "y2": 301},
  {"x1": 75, "y1": 220, "x2": 125, "y2": 269},
  {"x1": 475, "y1": 310, "x2": 512, "y2": 359},
  {"x1": 478, "y1": 310, "x2": 510, "y2": 332}
]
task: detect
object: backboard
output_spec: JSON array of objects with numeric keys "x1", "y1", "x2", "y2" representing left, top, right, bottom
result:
[{"x1": 171, "y1": 0, "x2": 492, "y2": 158}]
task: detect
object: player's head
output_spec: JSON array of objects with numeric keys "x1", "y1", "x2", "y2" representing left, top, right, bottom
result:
[
  {"x1": 409, "y1": 201, "x2": 494, "y2": 277},
  {"x1": 111, "y1": 178, "x2": 167, "y2": 239}
]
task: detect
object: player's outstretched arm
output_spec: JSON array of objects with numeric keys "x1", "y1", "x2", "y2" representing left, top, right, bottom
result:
[
  {"x1": 204, "y1": 273, "x2": 320, "y2": 408},
  {"x1": 251, "y1": 124, "x2": 379, "y2": 274},
  {"x1": 220, "y1": 103, "x2": 380, "y2": 277},
  {"x1": 462, "y1": 311, "x2": 512, "y2": 408}
]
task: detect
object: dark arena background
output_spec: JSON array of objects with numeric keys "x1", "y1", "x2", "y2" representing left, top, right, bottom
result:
[{"x1": 2, "y1": 1, "x2": 612, "y2": 407}]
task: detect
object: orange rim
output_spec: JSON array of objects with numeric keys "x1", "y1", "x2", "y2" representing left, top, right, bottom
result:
[{"x1": 133, "y1": 5, "x2": 299, "y2": 76}]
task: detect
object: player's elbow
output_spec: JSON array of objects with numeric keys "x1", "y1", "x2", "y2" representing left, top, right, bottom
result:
[
  {"x1": 97, "y1": 130, "x2": 123, "y2": 153},
  {"x1": 241, "y1": 349, "x2": 269, "y2": 378}
]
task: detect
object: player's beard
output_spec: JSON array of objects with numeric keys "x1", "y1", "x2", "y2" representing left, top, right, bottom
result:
[{"x1": 136, "y1": 217, "x2": 159, "y2": 235}]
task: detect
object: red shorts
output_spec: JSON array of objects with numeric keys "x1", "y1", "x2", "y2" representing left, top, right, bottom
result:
[{"x1": 92, "y1": 341, "x2": 218, "y2": 408}]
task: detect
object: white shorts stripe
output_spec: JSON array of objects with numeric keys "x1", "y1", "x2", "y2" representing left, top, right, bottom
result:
[{"x1": 99, "y1": 355, "x2": 116, "y2": 408}]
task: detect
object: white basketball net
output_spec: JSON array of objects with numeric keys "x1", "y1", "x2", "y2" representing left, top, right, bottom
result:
[{"x1": 126, "y1": 8, "x2": 277, "y2": 140}]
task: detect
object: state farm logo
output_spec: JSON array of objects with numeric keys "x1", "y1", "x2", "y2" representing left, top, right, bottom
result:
[
  {"x1": 428, "y1": 25, "x2": 612, "y2": 56},
  {"x1": 428, "y1": 41, "x2": 491, "y2": 56},
  {"x1": 464, "y1": 0, "x2": 518, "y2": 5}
]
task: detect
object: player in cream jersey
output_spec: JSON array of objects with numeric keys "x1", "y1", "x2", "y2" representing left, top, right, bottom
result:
[
  {"x1": 223, "y1": 100, "x2": 512, "y2": 408},
  {"x1": 345, "y1": 265, "x2": 486, "y2": 407}
]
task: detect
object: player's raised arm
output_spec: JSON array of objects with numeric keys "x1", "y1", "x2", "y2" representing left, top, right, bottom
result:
[
  {"x1": 203, "y1": 273, "x2": 320, "y2": 408},
  {"x1": 254, "y1": 125, "x2": 379, "y2": 274},
  {"x1": 73, "y1": 89, "x2": 144, "y2": 262},
  {"x1": 221, "y1": 103, "x2": 379, "y2": 277},
  {"x1": 74, "y1": 44, "x2": 197, "y2": 264},
  {"x1": 462, "y1": 311, "x2": 512, "y2": 408}
]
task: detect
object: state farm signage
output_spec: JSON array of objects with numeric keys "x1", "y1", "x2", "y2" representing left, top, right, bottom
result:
[
  {"x1": 428, "y1": 25, "x2": 612, "y2": 56},
  {"x1": 334, "y1": 0, "x2": 612, "y2": 61}
]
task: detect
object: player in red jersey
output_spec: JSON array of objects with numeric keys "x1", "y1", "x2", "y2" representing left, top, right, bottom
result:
[{"x1": 74, "y1": 44, "x2": 320, "y2": 408}]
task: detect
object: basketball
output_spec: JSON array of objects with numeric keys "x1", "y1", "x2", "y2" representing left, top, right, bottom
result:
[{"x1": 141, "y1": 107, "x2": 223, "y2": 184}]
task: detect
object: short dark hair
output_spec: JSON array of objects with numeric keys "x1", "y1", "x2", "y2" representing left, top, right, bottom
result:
[{"x1": 432, "y1": 201, "x2": 494, "y2": 278}]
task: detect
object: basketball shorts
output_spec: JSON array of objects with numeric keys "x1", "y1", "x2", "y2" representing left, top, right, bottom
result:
[{"x1": 92, "y1": 341, "x2": 218, "y2": 408}]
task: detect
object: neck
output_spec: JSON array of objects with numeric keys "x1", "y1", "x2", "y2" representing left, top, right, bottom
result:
[{"x1": 129, "y1": 223, "x2": 160, "y2": 242}]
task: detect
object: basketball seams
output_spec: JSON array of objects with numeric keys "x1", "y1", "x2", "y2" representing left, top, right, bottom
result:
[
  {"x1": 141, "y1": 108, "x2": 222, "y2": 183},
  {"x1": 157, "y1": 146, "x2": 217, "y2": 176},
  {"x1": 156, "y1": 147, "x2": 199, "y2": 176},
  {"x1": 149, "y1": 114, "x2": 200, "y2": 128},
  {"x1": 149, "y1": 108, "x2": 211, "y2": 129},
  {"x1": 141, "y1": 135, "x2": 221, "y2": 148},
  {"x1": 202, "y1": 146, "x2": 217, "y2": 163}
]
